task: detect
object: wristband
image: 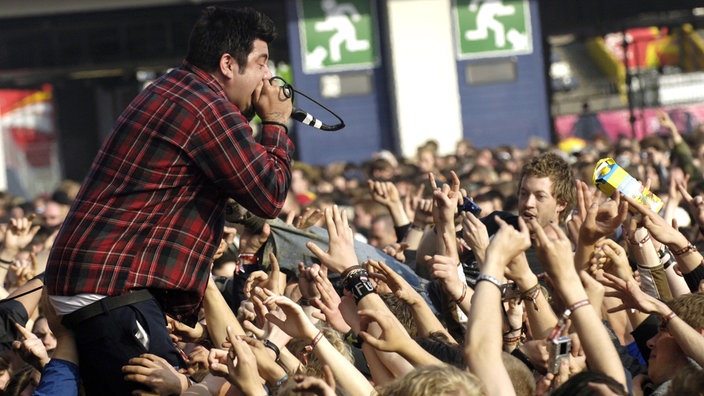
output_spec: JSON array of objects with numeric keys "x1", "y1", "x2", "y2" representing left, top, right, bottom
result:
[
  {"x1": 345, "y1": 271, "x2": 376, "y2": 303},
  {"x1": 298, "y1": 297, "x2": 313, "y2": 306},
  {"x1": 511, "y1": 347, "x2": 536, "y2": 372},
  {"x1": 410, "y1": 223, "x2": 425, "y2": 231},
  {"x1": 0, "y1": 257, "x2": 13, "y2": 265},
  {"x1": 670, "y1": 242, "x2": 697, "y2": 257},
  {"x1": 628, "y1": 233, "x2": 651, "y2": 246},
  {"x1": 520, "y1": 282, "x2": 541, "y2": 311},
  {"x1": 548, "y1": 299, "x2": 591, "y2": 340},
  {"x1": 566, "y1": 299, "x2": 591, "y2": 314},
  {"x1": 455, "y1": 284, "x2": 468, "y2": 305},
  {"x1": 235, "y1": 253, "x2": 259, "y2": 274},
  {"x1": 340, "y1": 265, "x2": 363, "y2": 282},
  {"x1": 660, "y1": 311, "x2": 677, "y2": 331},
  {"x1": 476, "y1": 274, "x2": 502, "y2": 291},
  {"x1": 263, "y1": 339, "x2": 280, "y2": 362},
  {"x1": 261, "y1": 121, "x2": 288, "y2": 134},
  {"x1": 275, "y1": 374, "x2": 289, "y2": 387},
  {"x1": 302, "y1": 330, "x2": 324, "y2": 366}
]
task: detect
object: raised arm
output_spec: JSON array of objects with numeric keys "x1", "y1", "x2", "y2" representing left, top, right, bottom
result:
[
  {"x1": 531, "y1": 218, "x2": 627, "y2": 392},
  {"x1": 465, "y1": 216, "x2": 531, "y2": 396}
]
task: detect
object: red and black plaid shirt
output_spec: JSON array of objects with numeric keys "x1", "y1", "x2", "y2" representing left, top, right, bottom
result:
[{"x1": 46, "y1": 62, "x2": 294, "y2": 324}]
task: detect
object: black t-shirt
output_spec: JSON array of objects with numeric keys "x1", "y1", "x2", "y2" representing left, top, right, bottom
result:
[{"x1": 0, "y1": 299, "x2": 28, "y2": 353}]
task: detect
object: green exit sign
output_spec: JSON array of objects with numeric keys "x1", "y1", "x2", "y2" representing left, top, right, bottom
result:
[
  {"x1": 298, "y1": 0, "x2": 378, "y2": 73},
  {"x1": 454, "y1": 0, "x2": 533, "y2": 59}
]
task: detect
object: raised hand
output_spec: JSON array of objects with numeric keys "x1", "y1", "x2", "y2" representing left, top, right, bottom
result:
[
  {"x1": 13, "y1": 321, "x2": 50, "y2": 369},
  {"x1": 306, "y1": 205, "x2": 359, "y2": 274},
  {"x1": 210, "y1": 326, "x2": 264, "y2": 395},
  {"x1": 484, "y1": 216, "x2": 531, "y2": 271},
  {"x1": 298, "y1": 262, "x2": 321, "y2": 301},
  {"x1": 429, "y1": 171, "x2": 462, "y2": 227},
  {"x1": 593, "y1": 239, "x2": 633, "y2": 281},
  {"x1": 529, "y1": 218, "x2": 577, "y2": 286},
  {"x1": 459, "y1": 210, "x2": 490, "y2": 263},
  {"x1": 368, "y1": 180, "x2": 402, "y2": 208},
  {"x1": 311, "y1": 267, "x2": 350, "y2": 333},
  {"x1": 577, "y1": 181, "x2": 628, "y2": 245},
  {"x1": 2, "y1": 215, "x2": 40, "y2": 255},
  {"x1": 264, "y1": 295, "x2": 318, "y2": 341},
  {"x1": 165, "y1": 316, "x2": 206, "y2": 344},
  {"x1": 676, "y1": 177, "x2": 704, "y2": 228},
  {"x1": 294, "y1": 207, "x2": 324, "y2": 230},
  {"x1": 357, "y1": 308, "x2": 410, "y2": 353},
  {"x1": 620, "y1": 193, "x2": 683, "y2": 246},
  {"x1": 366, "y1": 259, "x2": 422, "y2": 306},
  {"x1": 403, "y1": 184, "x2": 426, "y2": 224},
  {"x1": 600, "y1": 273, "x2": 665, "y2": 315},
  {"x1": 238, "y1": 222, "x2": 271, "y2": 255},
  {"x1": 244, "y1": 253, "x2": 285, "y2": 297},
  {"x1": 427, "y1": 232, "x2": 465, "y2": 302},
  {"x1": 290, "y1": 365, "x2": 337, "y2": 396}
]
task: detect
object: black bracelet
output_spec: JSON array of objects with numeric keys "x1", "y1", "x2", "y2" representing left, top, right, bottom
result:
[
  {"x1": 511, "y1": 347, "x2": 536, "y2": 372},
  {"x1": 261, "y1": 121, "x2": 288, "y2": 134},
  {"x1": 0, "y1": 257, "x2": 13, "y2": 264},
  {"x1": 263, "y1": 339, "x2": 281, "y2": 362}
]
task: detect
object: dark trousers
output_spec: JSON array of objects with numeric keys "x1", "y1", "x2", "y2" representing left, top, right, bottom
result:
[{"x1": 69, "y1": 297, "x2": 185, "y2": 395}]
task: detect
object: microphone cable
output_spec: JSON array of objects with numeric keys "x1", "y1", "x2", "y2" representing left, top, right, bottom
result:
[{"x1": 270, "y1": 76, "x2": 346, "y2": 132}]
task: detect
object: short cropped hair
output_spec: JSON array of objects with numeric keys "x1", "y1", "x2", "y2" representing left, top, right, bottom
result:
[
  {"x1": 518, "y1": 151, "x2": 576, "y2": 223},
  {"x1": 376, "y1": 365, "x2": 485, "y2": 396},
  {"x1": 668, "y1": 292, "x2": 704, "y2": 330},
  {"x1": 186, "y1": 6, "x2": 276, "y2": 72}
]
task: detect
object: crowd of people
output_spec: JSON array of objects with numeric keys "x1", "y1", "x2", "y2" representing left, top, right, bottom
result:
[{"x1": 0, "y1": 5, "x2": 703, "y2": 396}]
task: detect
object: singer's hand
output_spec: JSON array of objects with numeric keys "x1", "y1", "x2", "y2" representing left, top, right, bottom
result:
[{"x1": 256, "y1": 78, "x2": 292, "y2": 124}]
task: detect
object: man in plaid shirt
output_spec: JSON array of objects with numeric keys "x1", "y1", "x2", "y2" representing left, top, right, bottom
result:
[{"x1": 44, "y1": 6, "x2": 294, "y2": 394}]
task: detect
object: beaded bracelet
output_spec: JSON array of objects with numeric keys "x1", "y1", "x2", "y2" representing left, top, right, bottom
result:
[{"x1": 670, "y1": 242, "x2": 697, "y2": 257}]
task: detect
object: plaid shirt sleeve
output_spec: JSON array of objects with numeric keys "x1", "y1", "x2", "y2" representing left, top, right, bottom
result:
[{"x1": 45, "y1": 63, "x2": 294, "y2": 324}]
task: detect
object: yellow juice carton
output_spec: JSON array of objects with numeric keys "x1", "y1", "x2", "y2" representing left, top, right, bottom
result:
[{"x1": 592, "y1": 158, "x2": 663, "y2": 213}]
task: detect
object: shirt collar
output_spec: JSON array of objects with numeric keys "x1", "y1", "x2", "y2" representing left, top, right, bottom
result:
[{"x1": 181, "y1": 60, "x2": 226, "y2": 98}]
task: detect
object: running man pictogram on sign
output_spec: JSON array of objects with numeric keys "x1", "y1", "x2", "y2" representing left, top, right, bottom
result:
[
  {"x1": 299, "y1": 0, "x2": 377, "y2": 73},
  {"x1": 454, "y1": 0, "x2": 532, "y2": 59}
]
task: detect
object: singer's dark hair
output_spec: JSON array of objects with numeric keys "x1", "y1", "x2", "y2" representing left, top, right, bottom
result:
[{"x1": 186, "y1": 6, "x2": 277, "y2": 73}]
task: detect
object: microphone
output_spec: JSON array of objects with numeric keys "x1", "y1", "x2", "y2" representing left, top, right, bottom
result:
[
  {"x1": 270, "y1": 76, "x2": 345, "y2": 132},
  {"x1": 291, "y1": 108, "x2": 345, "y2": 132}
]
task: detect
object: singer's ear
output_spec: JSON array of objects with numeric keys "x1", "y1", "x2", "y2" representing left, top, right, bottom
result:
[{"x1": 219, "y1": 53, "x2": 236, "y2": 79}]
